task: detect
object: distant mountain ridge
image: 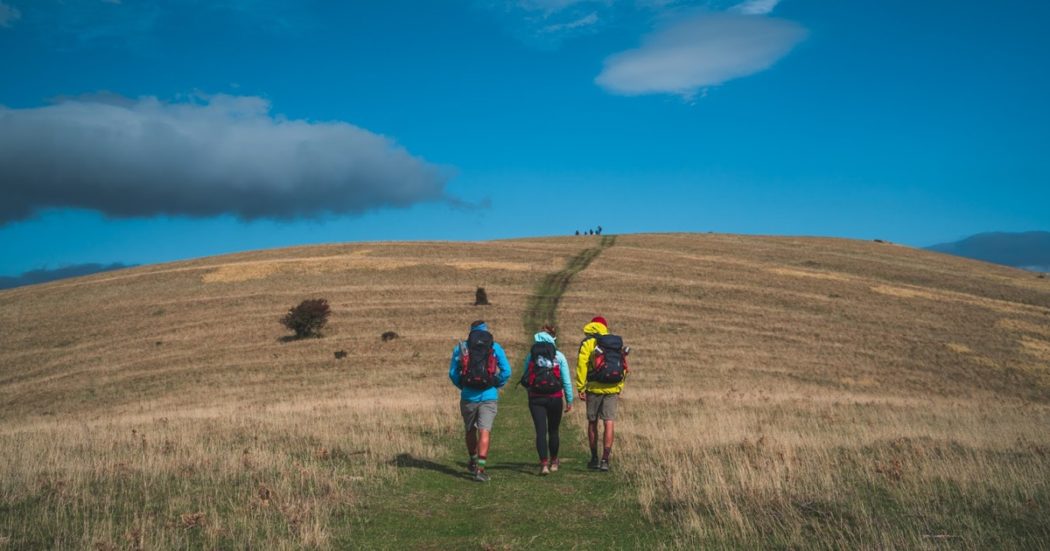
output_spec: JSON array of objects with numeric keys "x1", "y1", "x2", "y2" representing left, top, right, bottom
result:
[
  {"x1": 0, "y1": 263, "x2": 134, "y2": 290},
  {"x1": 928, "y1": 231, "x2": 1050, "y2": 272}
]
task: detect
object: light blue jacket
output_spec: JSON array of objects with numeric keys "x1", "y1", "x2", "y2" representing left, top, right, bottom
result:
[
  {"x1": 522, "y1": 331, "x2": 573, "y2": 404},
  {"x1": 448, "y1": 323, "x2": 512, "y2": 403}
]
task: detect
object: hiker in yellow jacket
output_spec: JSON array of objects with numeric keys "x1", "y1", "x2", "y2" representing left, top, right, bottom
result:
[{"x1": 576, "y1": 316, "x2": 627, "y2": 471}]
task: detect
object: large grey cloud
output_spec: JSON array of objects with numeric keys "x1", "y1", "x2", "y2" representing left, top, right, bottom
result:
[
  {"x1": 595, "y1": 10, "x2": 806, "y2": 99},
  {"x1": 0, "y1": 94, "x2": 453, "y2": 224}
]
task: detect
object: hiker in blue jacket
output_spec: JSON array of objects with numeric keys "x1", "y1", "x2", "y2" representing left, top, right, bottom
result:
[
  {"x1": 449, "y1": 320, "x2": 512, "y2": 482},
  {"x1": 520, "y1": 325, "x2": 574, "y2": 475}
]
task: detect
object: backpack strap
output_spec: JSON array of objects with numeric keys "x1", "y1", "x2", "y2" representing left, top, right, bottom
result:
[
  {"x1": 457, "y1": 341, "x2": 469, "y2": 368},
  {"x1": 517, "y1": 351, "x2": 530, "y2": 389}
]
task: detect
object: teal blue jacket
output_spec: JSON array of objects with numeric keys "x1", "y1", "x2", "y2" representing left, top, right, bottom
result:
[{"x1": 448, "y1": 323, "x2": 511, "y2": 402}]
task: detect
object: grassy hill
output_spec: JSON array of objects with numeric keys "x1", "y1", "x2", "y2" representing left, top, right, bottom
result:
[{"x1": 1, "y1": 233, "x2": 1048, "y2": 549}]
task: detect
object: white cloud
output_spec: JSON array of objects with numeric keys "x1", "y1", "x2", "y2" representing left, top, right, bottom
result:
[
  {"x1": 0, "y1": 94, "x2": 453, "y2": 224},
  {"x1": 516, "y1": 0, "x2": 602, "y2": 14},
  {"x1": 595, "y1": 11, "x2": 806, "y2": 98},
  {"x1": 485, "y1": 0, "x2": 677, "y2": 47},
  {"x1": 731, "y1": 0, "x2": 781, "y2": 15},
  {"x1": 635, "y1": 0, "x2": 679, "y2": 8},
  {"x1": 541, "y1": 11, "x2": 598, "y2": 33},
  {"x1": 0, "y1": 1, "x2": 21, "y2": 28},
  {"x1": 483, "y1": 0, "x2": 615, "y2": 45}
]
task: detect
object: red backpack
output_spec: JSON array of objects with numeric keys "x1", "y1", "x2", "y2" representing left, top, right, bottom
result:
[
  {"x1": 587, "y1": 334, "x2": 627, "y2": 384},
  {"x1": 520, "y1": 341, "x2": 562, "y2": 394},
  {"x1": 459, "y1": 329, "x2": 499, "y2": 389}
]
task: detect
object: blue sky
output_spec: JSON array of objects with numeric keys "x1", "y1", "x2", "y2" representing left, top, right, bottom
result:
[{"x1": 1, "y1": 0, "x2": 1048, "y2": 276}]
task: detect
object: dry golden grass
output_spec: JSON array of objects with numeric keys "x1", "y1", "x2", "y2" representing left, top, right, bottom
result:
[
  {"x1": 1, "y1": 233, "x2": 1048, "y2": 548},
  {"x1": 0, "y1": 238, "x2": 582, "y2": 548},
  {"x1": 559, "y1": 233, "x2": 1050, "y2": 548},
  {"x1": 0, "y1": 396, "x2": 446, "y2": 548}
]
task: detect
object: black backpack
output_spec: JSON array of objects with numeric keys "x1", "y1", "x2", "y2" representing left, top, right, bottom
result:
[
  {"x1": 459, "y1": 329, "x2": 499, "y2": 389},
  {"x1": 586, "y1": 334, "x2": 627, "y2": 384},
  {"x1": 520, "y1": 342, "x2": 562, "y2": 394}
]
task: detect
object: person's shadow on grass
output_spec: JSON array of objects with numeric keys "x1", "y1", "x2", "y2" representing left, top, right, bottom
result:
[
  {"x1": 486, "y1": 462, "x2": 536, "y2": 475},
  {"x1": 392, "y1": 453, "x2": 473, "y2": 480}
]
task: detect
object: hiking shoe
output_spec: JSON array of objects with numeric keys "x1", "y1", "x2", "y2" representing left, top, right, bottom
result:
[
  {"x1": 598, "y1": 460, "x2": 610, "y2": 472},
  {"x1": 587, "y1": 458, "x2": 601, "y2": 470},
  {"x1": 539, "y1": 464, "x2": 550, "y2": 476},
  {"x1": 473, "y1": 470, "x2": 490, "y2": 483},
  {"x1": 467, "y1": 460, "x2": 478, "y2": 474},
  {"x1": 550, "y1": 459, "x2": 559, "y2": 472}
]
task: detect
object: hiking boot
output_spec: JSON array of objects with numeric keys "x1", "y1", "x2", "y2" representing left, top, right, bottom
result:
[
  {"x1": 467, "y1": 460, "x2": 478, "y2": 474},
  {"x1": 598, "y1": 460, "x2": 610, "y2": 472},
  {"x1": 550, "y1": 459, "x2": 559, "y2": 472},
  {"x1": 539, "y1": 464, "x2": 550, "y2": 476},
  {"x1": 473, "y1": 470, "x2": 490, "y2": 483},
  {"x1": 587, "y1": 458, "x2": 601, "y2": 470}
]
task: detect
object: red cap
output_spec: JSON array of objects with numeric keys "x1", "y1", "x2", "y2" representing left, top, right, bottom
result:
[{"x1": 590, "y1": 316, "x2": 607, "y2": 327}]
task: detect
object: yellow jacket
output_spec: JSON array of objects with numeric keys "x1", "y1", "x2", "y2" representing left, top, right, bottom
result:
[{"x1": 576, "y1": 321, "x2": 625, "y2": 395}]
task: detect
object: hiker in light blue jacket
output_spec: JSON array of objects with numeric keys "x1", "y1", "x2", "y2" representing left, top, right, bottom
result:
[
  {"x1": 519, "y1": 325, "x2": 574, "y2": 475},
  {"x1": 449, "y1": 320, "x2": 511, "y2": 482}
]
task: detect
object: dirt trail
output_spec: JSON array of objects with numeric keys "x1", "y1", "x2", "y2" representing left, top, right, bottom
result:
[
  {"x1": 343, "y1": 235, "x2": 660, "y2": 548},
  {"x1": 524, "y1": 235, "x2": 616, "y2": 334}
]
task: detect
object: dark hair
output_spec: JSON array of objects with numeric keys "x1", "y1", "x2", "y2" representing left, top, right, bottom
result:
[
  {"x1": 541, "y1": 324, "x2": 557, "y2": 338},
  {"x1": 470, "y1": 319, "x2": 486, "y2": 329}
]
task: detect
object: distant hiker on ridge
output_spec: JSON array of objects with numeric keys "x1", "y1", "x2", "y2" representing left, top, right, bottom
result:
[
  {"x1": 449, "y1": 320, "x2": 512, "y2": 482},
  {"x1": 519, "y1": 324, "x2": 574, "y2": 475},
  {"x1": 577, "y1": 316, "x2": 629, "y2": 472}
]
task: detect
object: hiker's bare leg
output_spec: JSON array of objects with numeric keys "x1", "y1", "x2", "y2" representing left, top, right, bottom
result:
[
  {"x1": 603, "y1": 420, "x2": 615, "y2": 449},
  {"x1": 588, "y1": 420, "x2": 599, "y2": 450},
  {"x1": 478, "y1": 429, "x2": 491, "y2": 458},
  {"x1": 466, "y1": 428, "x2": 478, "y2": 456}
]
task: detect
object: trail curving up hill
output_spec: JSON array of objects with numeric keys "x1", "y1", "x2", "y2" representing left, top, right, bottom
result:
[
  {"x1": 524, "y1": 234, "x2": 616, "y2": 335},
  {"x1": 349, "y1": 233, "x2": 655, "y2": 548}
]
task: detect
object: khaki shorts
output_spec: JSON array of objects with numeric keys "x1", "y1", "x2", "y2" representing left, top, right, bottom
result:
[
  {"x1": 586, "y1": 393, "x2": 618, "y2": 422},
  {"x1": 460, "y1": 400, "x2": 498, "y2": 432}
]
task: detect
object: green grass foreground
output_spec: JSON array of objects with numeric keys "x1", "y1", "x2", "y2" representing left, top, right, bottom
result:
[
  {"x1": 345, "y1": 234, "x2": 665, "y2": 549},
  {"x1": 345, "y1": 392, "x2": 662, "y2": 549}
]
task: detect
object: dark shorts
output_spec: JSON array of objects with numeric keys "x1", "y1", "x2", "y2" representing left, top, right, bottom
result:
[
  {"x1": 586, "y1": 393, "x2": 618, "y2": 422},
  {"x1": 460, "y1": 400, "x2": 498, "y2": 432}
]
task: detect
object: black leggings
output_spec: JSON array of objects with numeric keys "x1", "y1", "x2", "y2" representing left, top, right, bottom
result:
[{"x1": 528, "y1": 396, "x2": 564, "y2": 460}]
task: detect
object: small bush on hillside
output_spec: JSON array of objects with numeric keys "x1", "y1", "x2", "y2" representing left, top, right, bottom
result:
[{"x1": 281, "y1": 299, "x2": 330, "y2": 339}]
